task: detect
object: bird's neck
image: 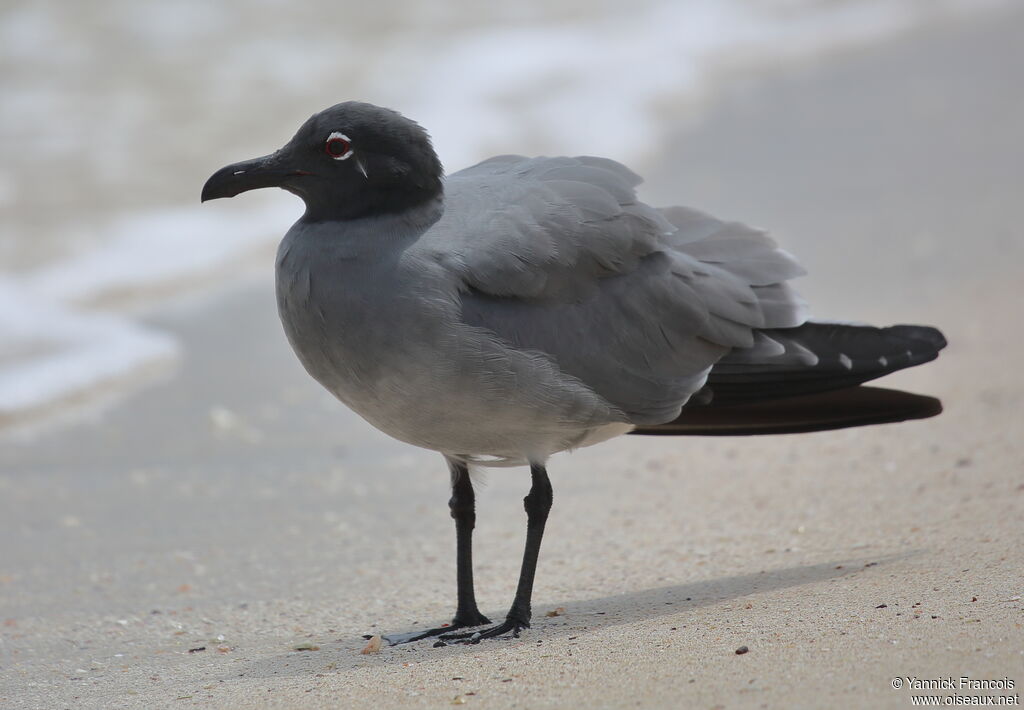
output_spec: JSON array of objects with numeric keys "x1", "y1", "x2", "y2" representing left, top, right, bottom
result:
[
  {"x1": 300, "y1": 180, "x2": 444, "y2": 223},
  {"x1": 296, "y1": 195, "x2": 444, "y2": 249}
]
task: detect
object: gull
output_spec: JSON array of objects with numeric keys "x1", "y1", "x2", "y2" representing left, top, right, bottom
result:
[{"x1": 202, "y1": 101, "x2": 945, "y2": 644}]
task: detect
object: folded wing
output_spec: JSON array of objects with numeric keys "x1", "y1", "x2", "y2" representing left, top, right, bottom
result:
[{"x1": 422, "y1": 155, "x2": 808, "y2": 425}]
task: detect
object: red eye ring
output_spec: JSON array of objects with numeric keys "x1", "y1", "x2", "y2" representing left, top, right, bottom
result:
[{"x1": 325, "y1": 132, "x2": 353, "y2": 160}]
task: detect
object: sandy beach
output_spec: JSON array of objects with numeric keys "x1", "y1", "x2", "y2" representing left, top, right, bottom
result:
[{"x1": 2, "y1": 7, "x2": 1023, "y2": 709}]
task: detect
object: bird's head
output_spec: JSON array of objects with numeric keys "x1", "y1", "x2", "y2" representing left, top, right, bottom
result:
[{"x1": 201, "y1": 102, "x2": 443, "y2": 221}]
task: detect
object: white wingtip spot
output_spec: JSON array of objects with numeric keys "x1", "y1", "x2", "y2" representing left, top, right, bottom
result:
[
  {"x1": 232, "y1": 170, "x2": 246, "y2": 175},
  {"x1": 878, "y1": 355, "x2": 889, "y2": 367},
  {"x1": 838, "y1": 353, "x2": 853, "y2": 370}
]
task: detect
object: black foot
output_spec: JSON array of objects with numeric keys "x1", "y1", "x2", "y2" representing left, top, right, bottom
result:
[
  {"x1": 381, "y1": 611, "x2": 492, "y2": 646},
  {"x1": 439, "y1": 617, "x2": 529, "y2": 644},
  {"x1": 453, "y1": 609, "x2": 492, "y2": 628}
]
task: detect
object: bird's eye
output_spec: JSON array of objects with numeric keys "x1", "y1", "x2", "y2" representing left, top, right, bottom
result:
[{"x1": 325, "y1": 132, "x2": 353, "y2": 160}]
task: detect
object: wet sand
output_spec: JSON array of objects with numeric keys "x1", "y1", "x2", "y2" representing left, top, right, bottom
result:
[{"x1": 2, "y1": 8, "x2": 1023, "y2": 709}]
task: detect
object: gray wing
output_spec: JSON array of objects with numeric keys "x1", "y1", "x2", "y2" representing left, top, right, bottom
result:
[{"x1": 422, "y1": 155, "x2": 807, "y2": 424}]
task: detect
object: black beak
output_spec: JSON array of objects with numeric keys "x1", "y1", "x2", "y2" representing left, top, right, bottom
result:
[{"x1": 201, "y1": 152, "x2": 296, "y2": 202}]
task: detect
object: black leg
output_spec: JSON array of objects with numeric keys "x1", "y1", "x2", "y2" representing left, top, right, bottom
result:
[
  {"x1": 442, "y1": 462, "x2": 553, "y2": 643},
  {"x1": 448, "y1": 459, "x2": 491, "y2": 627},
  {"x1": 382, "y1": 458, "x2": 490, "y2": 645}
]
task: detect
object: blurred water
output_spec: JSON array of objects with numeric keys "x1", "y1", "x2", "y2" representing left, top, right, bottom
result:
[{"x1": 0, "y1": 0, "x2": 1006, "y2": 426}]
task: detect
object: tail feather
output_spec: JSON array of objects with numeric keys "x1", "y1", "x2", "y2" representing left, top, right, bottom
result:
[{"x1": 631, "y1": 386, "x2": 943, "y2": 436}]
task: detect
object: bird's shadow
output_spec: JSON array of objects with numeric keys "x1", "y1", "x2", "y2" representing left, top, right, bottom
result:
[{"x1": 231, "y1": 552, "x2": 911, "y2": 680}]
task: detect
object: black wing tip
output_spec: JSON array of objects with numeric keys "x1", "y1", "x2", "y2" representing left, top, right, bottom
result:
[{"x1": 885, "y1": 324, "x2": 948, "y2": 352}]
